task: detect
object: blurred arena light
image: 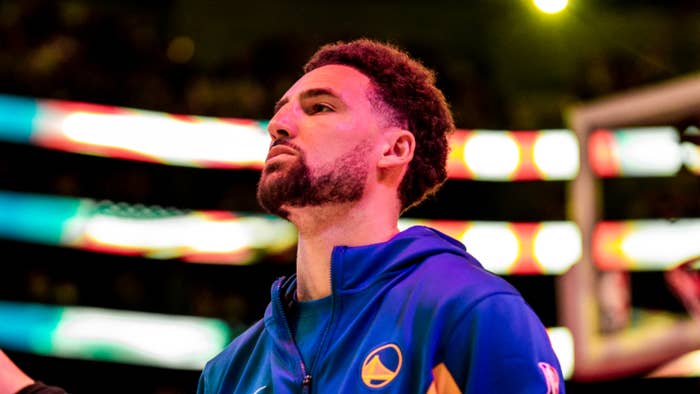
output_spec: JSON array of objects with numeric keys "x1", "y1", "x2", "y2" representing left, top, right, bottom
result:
[
  {"x1": 681, "y1": 125, "x2": 700, "y2": 174},
  {"x1": 398, "y1": 219, "x2": 581, "y2": 275},
  {"x1": 0, "y1": 301, "x2": 231, "y2": 370},
  {"x1": 0, "y1": 93, "x2": 270, "y2": 169},
  {"x1": 3, "y1": 93, "x2": 698, "y2": 178},
  {"x1": 448, "y1": 129, "x2": 579, "y2": 181},
  {"x1": 0, "y1": 299, "x2": 571, "y2": 376},
  {"x1": 4, "y1": 188, "x2": 698, "y2": 275},
  {"x1": 589, "y1": 127, "x2": 684, "y2": 177},
  {"x1": 0, "y1": 189, "x2": 580, "y2": 274},
  {"x1": 167, "y1": 35, "x2": 195, "y2": 64},
  {"x1": 593, "y1": 219, "x2": 700, "y2": 271},
  {"x1": 0, "y1": 190, "x2": 297, "y2": 264},
  {"x1": 533, "y1": 0, "x2": 568, "y2": 14},
  {"x1": 547, "y1": 326, "x2": 574, "y2": 379},
  {"x1": 0, "y1": 93, "x2": 581, "y2": 180},
  {"x1": 3, "y1": 93, "x2": 697, "y2": 178}
]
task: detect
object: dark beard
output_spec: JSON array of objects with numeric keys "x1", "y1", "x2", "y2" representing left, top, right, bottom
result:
[{"x1": 256, "y1": 141, "x2": 369, "y2": 219}]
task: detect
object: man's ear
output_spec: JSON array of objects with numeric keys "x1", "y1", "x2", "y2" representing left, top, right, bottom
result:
[{"x1": 378, "y1": 128, "x2": 415, "y2": 169}]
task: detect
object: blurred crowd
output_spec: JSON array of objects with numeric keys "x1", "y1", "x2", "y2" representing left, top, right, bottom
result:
[
  {"x1": 0, "y1": 0, "x2": 280, "y2": 120},
  {"x1": 1, "y1": 0, "x2": 687, "y2": 130}
]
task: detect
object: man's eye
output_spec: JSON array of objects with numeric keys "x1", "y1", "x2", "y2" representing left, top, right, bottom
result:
[{"x1": 310, "y1": 103, "x2": 333, "y2": 113}]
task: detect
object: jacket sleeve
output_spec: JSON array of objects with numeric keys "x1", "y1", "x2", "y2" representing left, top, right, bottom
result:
[
  {"x1": 196, "y1": 370, "x2": 206, "y2": 394},
  {"x1": 15, "y1": 382, "x2": 69, "y2": 394},
  {"x1": 440, "y1": 293, "x2": 566, "y2": 394}
]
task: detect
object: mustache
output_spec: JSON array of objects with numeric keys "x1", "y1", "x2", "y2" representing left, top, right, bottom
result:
[{"x1": 270, "y1": 138, "x2": 302, "y2": 152}]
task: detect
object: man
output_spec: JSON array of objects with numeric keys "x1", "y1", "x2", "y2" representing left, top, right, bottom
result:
[
  {"x1": 197, "y1": 38, "x2": 565, "y2": 393},
  {"x1": 0, "y1": 350, "x2": 67, "y2": 394}
]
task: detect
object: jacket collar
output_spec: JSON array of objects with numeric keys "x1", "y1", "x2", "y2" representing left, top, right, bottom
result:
[
  {"x1": 267, "y1": 225, "x2": 470, "y2": 303},
  {"x1": 329, "y1": 225, "x2": 470, "y2": 294},
  {"x1": 263, "y1": 225, "x2": 474, "y2": 346}
]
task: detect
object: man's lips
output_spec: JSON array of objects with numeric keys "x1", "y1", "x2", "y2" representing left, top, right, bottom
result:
[{"x1": 266, "y1": 144, "x2": 298, "y2": 161}]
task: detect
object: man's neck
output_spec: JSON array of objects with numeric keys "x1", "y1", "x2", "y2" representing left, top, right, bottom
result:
[{"x1": 288, "y1": 202, "x2": 399, "y2": 301}]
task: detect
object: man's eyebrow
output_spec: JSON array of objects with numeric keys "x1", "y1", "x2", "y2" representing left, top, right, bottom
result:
[
  {"x1": 300, "y1": 88, "x2": 340, "y2": 101},
  {"x1": 273, "y1": 88, "x2": 341, "y2": 115}
]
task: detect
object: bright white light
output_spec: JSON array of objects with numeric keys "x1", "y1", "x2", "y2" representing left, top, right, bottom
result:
[
  {"x1": 53, "y1": 307, "x2": 230, "y2": 369},
  {"x1": 461, "y1": 222, "x2": 520, "y2": 273},
  {"x1": 84, "y1": 215, "x2": 211, "y2": 251},
  {"x1": 189, "y1": 218, "x2": 257, "y2": 253},
  {"x1": 83, "y1": 214, "x2": 296, "y2": 256},
  {"x1": 621, "y1": 219, "x2": 700, "y2": 270},
  {"x1": 617, "y1": 127, "x2": 682, "y2": 176},
  {"x1": 533, "y1": 130, "x2": 579, "y2": 180},
  {"x1": 547, "y1": 326, "x2": 574, "y2": 379},
  {"x1": 463, "y1": 132, "x2": 520, "y2": 180},
  {"x1": 534, "y1": 0, "x2": 568, "y2": 14},
  {"x1": 397, "y1": 219, "x2": 424, "y2": 232},
  {"x1": 681, "y1": 141, "x2": 700, "y2": 173},
  {"x1": 243, "y1": 217, "x2": 298, "y2": 252},
  {"x1": 61, "y1": 112, "x2": 269, "y2": 166},
  {"x1": 534, "y1": 222, "x2": 581, "y2": 273}
]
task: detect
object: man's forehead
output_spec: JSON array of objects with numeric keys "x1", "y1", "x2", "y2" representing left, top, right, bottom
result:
[{"x1": 283, "y1": 64, "x2": 371, "y2": 100}]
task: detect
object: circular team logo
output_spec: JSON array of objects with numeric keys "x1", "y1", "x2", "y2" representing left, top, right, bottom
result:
[{"x1": 361, "y1": 343, "x2": 403, "y2": 388}]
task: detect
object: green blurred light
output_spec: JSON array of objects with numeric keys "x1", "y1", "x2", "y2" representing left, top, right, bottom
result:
[
  {"x1": 0, "y1": 94, "x2": 38, "y2": 143},
  {"x1": 0, "y1": 190, "x2": 89, "y2": 245},
  {"x1": 0, "y1": 301, "x2": 232, "y2": 370},
  {"x1": 0, "y1": 301, "x2": 61, "y2": 355}
]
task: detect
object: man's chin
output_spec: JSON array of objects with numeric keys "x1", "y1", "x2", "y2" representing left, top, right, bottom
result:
[
  {"x1": 262, "y1": 162, "x2": 284, "y2": 175},
  {"x1": 259, "y1": 166, "x2": 292, "y2": 190},
  {"x1": 256, "y1": 196, "x2": 289, "y2": 219}
]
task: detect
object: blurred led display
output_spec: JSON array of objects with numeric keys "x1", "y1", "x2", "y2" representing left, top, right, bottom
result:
[
  {"x1": 0, "y1": 93, "x2": 269, "y2": 169},
  {"x1": 589, "y1": 127, "x2": 684, "y2": 177},
  {"x1": 593, "y1": 219, "x2": 700, "y2": 271},
  {"x1": 0, "y1": 190, "x2": 584, "y2": 274},
  {"x1": 399, "y1": 219, "x2": 581, "y2": 275},
  {"x1": 0, "y1": 93, "x2": 582, "y2": 180},
  {"x1": 4, "y1": 93, "x2": 699, "y2": 179},
  {"x1": 0, "y1": 190, "x2": 297, "y2": 264},
  {"x1": 0, "y1": 301, "x2": 231, "y2": 370},
  {"x1": 448, "y1": 129, "x2": 579, "y2": 181},
  {"x1": 0, "y1": 300, "x2": 571, "y2": 376}
]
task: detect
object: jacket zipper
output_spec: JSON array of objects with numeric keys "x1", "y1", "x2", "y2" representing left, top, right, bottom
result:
[
  {"x1": 303, "y1": 249, "x2": 339, "y2": 393},
  {"x1": 272, "y1": 277, "x2": 312, "y2": 393},
  {"x1": 302, "y1": 374, "x2": 312, "y2": 393}
]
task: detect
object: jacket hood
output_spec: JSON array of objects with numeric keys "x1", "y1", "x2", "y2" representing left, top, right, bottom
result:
[{"x1": 330, "y1": 225, "x2": 480, "y2": 293}]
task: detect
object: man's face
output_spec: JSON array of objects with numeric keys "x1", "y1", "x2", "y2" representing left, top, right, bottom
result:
[{"x1": 256, "y1": 64, "x2": 385, "y2": 218}]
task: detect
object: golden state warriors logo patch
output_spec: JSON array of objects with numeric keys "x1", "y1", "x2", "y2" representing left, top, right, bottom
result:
[{"x1": 361, "y1": 343, "x2": 403, "y2": 388}]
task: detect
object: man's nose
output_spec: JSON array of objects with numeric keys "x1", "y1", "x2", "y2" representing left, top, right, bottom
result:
[{"x1": 267, "y1": 106, "x2": 297, "y2": 140}]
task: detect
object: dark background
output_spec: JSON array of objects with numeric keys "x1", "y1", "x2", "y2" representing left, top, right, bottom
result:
[{"x1": 1, "y1": 0, "x2": 700, "y2": 392}]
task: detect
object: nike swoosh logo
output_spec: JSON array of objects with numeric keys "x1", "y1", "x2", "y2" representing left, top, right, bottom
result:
[{"x1": 253, "y1": 386, "x2": 267, "y2": 394}]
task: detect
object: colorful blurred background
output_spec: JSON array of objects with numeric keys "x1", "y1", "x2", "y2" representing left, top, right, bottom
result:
[{"x1": 1, "y1": 0, "x2": 700, "y2": 392}]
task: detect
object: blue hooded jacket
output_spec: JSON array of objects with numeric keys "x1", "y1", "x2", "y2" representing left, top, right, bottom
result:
[{"x1": 198, "y1": 225, "x2": 565, "y2": 393}]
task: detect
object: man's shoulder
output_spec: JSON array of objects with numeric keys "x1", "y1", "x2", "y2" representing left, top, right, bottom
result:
[
  {"x1": 406, "y1": 250, "x2": 521, "y2": 302},
  {"x1": 198, "y1": 319, "x2": 271, "y2": 393},
  {"x1": 203, "y1": 318, "x2": 268, "y2": 371},
  {"x1": 419, "y1": 248, "x2": 511, "y2": 280}
]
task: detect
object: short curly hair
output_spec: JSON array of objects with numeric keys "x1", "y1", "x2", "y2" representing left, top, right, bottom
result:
[{"x1": 304, "y1": 38, "x2": 455, "y2": 214}]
